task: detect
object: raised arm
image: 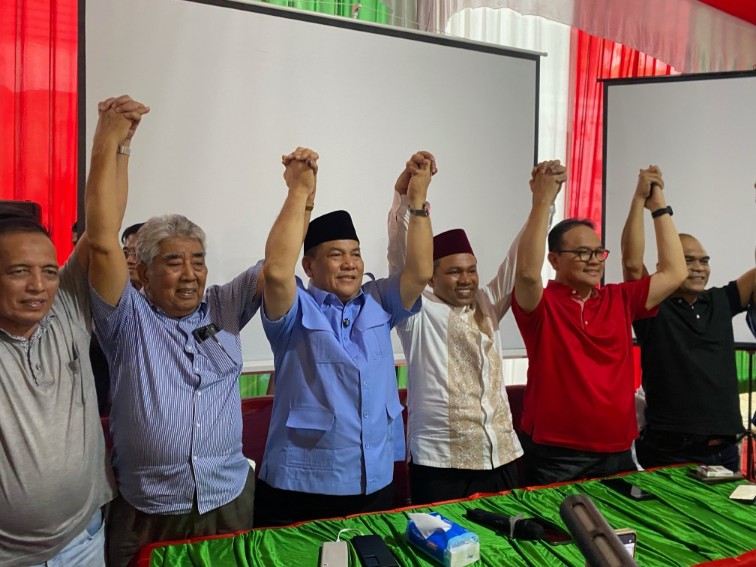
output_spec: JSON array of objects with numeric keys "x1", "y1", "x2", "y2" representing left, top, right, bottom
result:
[
  {"x1": 514, "y1": 161, "x2": 566, "y2": 313},
  {"x1": 387, "y1": 151, "x2": 436, "y2": 276},
  {"x1": 86, "y1": 95, "x2": 149, "y2": 305},
  {"x1": 263, "y1": 147, "x2": 318, "y2": 320},
  {"x1": 487, "y1": 223, "x2": 524, "y2": 320},
  {"x1": 620, "y1": 166, "x2": 664, "y2": 281},
  {"x1": 735, "y1": 267, "x2": 756, "y2": 309},
  {"x1": 398, "y1": 154, "x2": 434, "y2": 309},
  {"x1": 644, "y1": 178, "x2": 687, "y2": 310}
]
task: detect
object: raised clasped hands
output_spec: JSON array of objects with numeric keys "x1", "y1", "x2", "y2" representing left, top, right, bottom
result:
[
  {"x1": 282, "y1": 147, "x2": 319, "y2": 200},
  {"x1": 530, "y1": 159, "x2": 567, "y2": 204},
  {"x1": 395, "y1": 151, "x2": 437, "y2": 197},
  {"x1": 96, "y1": 95, "x2": 150, "y2": 146},
  {"x1": 636, "y1": 165, "x2": 666, "y2": 211}
]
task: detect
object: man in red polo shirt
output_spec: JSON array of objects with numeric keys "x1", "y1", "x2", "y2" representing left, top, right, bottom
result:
[{"x1": 512, "y1": 161, "x2": 687, "y2": 485}]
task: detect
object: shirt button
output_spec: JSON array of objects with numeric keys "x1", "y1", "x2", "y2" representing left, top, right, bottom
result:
[
  {"x1": 365, "y1": 443, "x2": 371, "y2": 449},
  {"x1": 197, "y1": 391, "x2": 202, "y2": 396},
  {"x1": 193, "y1": 456, "x2": 198, "y2": 460},
  {"x1": 362, "y1": 381, "x2": 368, "y2": 387},
  {"x1": 196, "y1": 422, "x2": 201, "y2": 428},
  {"x1": 584, "y1": 321, "x2": 588, "y2": 325},
  {"x1": 363, "y1": 412, "x2": 368, "y2": 418},
  {"x1": 187, "y1": 346, "x2": 193, "y2": 352},
  {"x1": 35, "y1": 364, "x2": 41, "y2": 370}
]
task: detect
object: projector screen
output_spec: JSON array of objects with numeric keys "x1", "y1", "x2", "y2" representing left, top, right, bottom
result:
[
  {"x1": 84, "y1": 0, "x2": 540, "y2": 368},
  {"x1": 603, "y1": 72, "x2": 756, "y2": 345}
]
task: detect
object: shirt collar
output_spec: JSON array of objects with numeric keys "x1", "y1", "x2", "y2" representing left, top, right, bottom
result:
[
  {"x1": 671, "y1": 293, "x2": 708, "y2": 307},
  {"x1": 305, "y1": 278, "x2": 365, "y2": 307},
  {"x1": 546, "y1": 279, "x2": 601, "y2": 300},
  {"x1": 145, "y1": 294, "x2": 209, "y2": 319},
  {"x1": 0, "y1": 313, "x2": 55, "y2": 343},
  {"x1": 427, "y1": 290, "x2": 476, "y2": 314}
]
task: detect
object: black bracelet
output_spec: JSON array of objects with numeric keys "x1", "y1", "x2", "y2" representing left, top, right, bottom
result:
[{"x1": 651, "y1": 206, "x2": 673, "y2": 218}]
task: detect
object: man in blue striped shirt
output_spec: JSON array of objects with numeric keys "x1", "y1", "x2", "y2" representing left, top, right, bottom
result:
[
  {"x1": 255, "y1": 147, "x2": 433, "y2": 526},
  {"x1": 85, "y1": 96, "x2": 261, "y2": 566}
]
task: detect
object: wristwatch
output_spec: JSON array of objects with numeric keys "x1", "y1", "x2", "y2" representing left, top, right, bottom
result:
[
  {"x1": 651, "y1": 206, "x2": 673, "y2": 218},
  {"x1": 408, "y1": 202, "x2": 430, "y2": 217}
]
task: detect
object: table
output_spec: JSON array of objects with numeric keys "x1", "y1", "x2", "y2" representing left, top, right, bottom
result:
[{"x1": 135, "y1": 466, "x2": 756, "y2": 566}]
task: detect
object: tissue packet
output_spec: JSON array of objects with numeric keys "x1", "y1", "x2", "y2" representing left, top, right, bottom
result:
[{"x1": 406, "y1": 512, "x2": 480, "y2": 567}]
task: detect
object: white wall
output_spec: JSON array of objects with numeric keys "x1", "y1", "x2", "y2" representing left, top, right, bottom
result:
[
  {"x1": 603, "y1": 72, "x2": 756, "y2": 345},
  {"x1": 86, "y1": 0, "x2": 541, "y2": 368}
]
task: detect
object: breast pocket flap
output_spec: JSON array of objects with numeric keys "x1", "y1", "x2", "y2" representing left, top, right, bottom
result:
[{"x1": 286, "y1": 406, "x2": 335, "y2": 431}]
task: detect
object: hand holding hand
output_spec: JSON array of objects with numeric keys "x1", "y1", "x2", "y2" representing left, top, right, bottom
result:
[
  {"x1": 406, "y1": 155, "x2": 433, "y2": 205},
  {"x1": 529, "y1": 159, "x2": 566, "y2": 204},
  {"x1": 395, "y1": 151, "x2": 437, "y2": 196},
  {"x1": 635, "y1": 165, "x2": 666, "y2": 210},
  {"x1": 97, "y1": 95, "x2": 150, "y2": 145},
  {"x1": 282, "y1": 147, "x2": 319, "y2": 199}
]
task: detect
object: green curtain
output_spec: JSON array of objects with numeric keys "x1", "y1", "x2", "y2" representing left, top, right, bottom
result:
[
  {"x1": 238, "y1": 373, "x2": 271, "y2": 397},
  {"x1": 736, "y1": 350, "x2": 755, "y2": 394},
  {"x1": 241, "y1": 350, "x2": 756, "y2": 398},
  {"x1": 258, "y1": 0, "x2": 390, "y2": 24}
]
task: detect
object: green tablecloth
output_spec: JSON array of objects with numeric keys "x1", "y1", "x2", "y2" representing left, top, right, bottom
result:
[{"x1": 143, "y1": 466, "x2": 756, "y2": 566}]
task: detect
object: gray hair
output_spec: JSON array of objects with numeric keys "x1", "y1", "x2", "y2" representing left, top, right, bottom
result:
[{"x1": 135, "y1": 214, "x2": 206, "y2": 266}]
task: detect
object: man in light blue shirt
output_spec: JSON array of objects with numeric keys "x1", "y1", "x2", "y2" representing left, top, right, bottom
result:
[
  {"x1": 255, "y1": 148, "x2": 433, "y2": 526},
  {"x1": 85, "y1": 96, "x2": 261, "y2": 566}
]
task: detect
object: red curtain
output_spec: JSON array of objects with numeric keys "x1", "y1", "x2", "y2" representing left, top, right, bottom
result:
[
  {"x1": 1, "y1": 0, "x2": 78, "y2": 264},
  {"x1": 566, "y1": 29, "x2": 676, "y2": 237},
  {"x1": 566, "y1": 30, "x2": 675, "y2": 388}
]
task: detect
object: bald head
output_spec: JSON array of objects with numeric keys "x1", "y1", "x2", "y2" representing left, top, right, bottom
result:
[{"x1": 675, "y1": 233, "x2": 710, "y2": 301}]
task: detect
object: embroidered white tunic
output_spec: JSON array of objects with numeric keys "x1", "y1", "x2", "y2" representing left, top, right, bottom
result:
[{"x1": 388, "y1": 193, "x2": 523, "y2": 469}]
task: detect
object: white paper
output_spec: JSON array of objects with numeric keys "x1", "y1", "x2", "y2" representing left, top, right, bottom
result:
[
  {"x1": 729, "y1": 485, "x2": 756, "y2": 501},
  {"x1": 408, "y1": 513, "x2": 452, "y2": 539}
]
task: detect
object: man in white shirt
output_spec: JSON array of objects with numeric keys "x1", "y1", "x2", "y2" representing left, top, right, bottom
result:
[{"x1": 387, "y1": 151, "x2": 523, "y2": 504}]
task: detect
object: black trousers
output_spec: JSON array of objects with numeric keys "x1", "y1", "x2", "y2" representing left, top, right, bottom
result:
[
  {"x1": 519, "y1": 433, "x2": 637, "y2": 486},
  {"x1": 254, "y1": 480, "x2": 394, "y2": 528},
  {"x1": 408, "y1": 461, "x2": 519, "y2": 505},
  {"x1": 635, "y1": 428, "x2": 741, "y2": 472}
]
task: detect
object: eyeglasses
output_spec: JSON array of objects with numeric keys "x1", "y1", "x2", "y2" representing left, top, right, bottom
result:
[
  {"x1": 122, "y1": 247, "x2": 137, "y2": 259},
  {"x1": 556, "y1": 248, "x2": 610, "y2": 262}
]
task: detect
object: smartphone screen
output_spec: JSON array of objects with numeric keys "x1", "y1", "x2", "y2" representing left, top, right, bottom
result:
[
  {"x1": 601, "y1": 478, "x2": 656, "y2": 501},
  {"x1": 615, "y1": 529, "x2": 637, "y2": 557}
]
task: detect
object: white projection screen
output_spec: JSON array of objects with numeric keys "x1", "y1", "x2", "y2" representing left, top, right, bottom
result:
[
  {"x1": 603, "y1": 72, "x2": 756, "y2": 345},
  {"x1": 84, "y1": 0, "x2": 540, "y2": 368}
]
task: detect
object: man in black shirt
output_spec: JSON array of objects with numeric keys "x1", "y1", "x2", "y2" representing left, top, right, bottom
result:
[{"x1": 621, "y1": 167, "x2": 756, "y2": 471}]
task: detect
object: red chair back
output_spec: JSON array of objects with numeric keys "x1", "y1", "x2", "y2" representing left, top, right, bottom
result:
[{"x1": 240, "y1": 396, "x2": 274, "y2": 476}]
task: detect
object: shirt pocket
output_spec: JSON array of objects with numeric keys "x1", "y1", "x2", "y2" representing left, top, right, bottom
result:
[
  {"x1": 67, "y1": 344, "x2": 85, "y2": 407},
  {"x1": 354, "y1": 311, "x2": 392, "y2": 360},
  {"x1": 198, "y1": 329, "x2": 242, "y2": 379},
  {"x1": 387, "y1": 397, "x2": 405, "y2": 424},
  {"x1": 284, "y1": 406, "x2": 336, "y2": 470}
]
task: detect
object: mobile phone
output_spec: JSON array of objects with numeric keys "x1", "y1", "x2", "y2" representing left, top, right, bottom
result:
[
  {"x1": 614, "y1": 528, "x2": 637, "y2": 557},
  {"x1": 601, "y1": 477, "x2": 656, "y2": 501},
  {"x1": 351, "y1": 535, "x2": 400, "y2": 567}
]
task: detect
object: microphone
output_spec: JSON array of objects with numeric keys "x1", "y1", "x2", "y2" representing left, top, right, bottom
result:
[
  {"x1": 342, "y1": 318, "x2": 350, "y2": 328},
  {"x1": 559, "y1": 494, "x2": 637, "y2": 567},
  {"x1": 465, "y1": 509, "x2": 544, "y2": 540}
]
